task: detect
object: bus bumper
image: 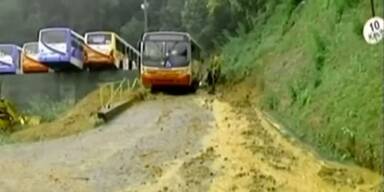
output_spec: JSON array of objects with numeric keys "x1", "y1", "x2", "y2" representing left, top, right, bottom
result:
[
  {"x1": 85, "y1": 53, "x2": 114, "y2": 66},
  {"x1": 39, "y1": 55, "x2": 70, "y2": 63},
  {"x1": 39, "y1": 55, "x2": 82, "y2": 71},
  {"x1": 141, "y1": 71, "x2": 192, "y2": 87},
  {"x1": 0, "y1": 67, "x2": 16, "y2": 74},
  {"x1": 22, "y1": 59, "x2": 49, "y2": 73}
]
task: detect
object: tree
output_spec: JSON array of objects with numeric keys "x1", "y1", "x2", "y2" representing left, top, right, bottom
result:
[
  {"x1": 0, "y1": 0, "x2": 267, "y2": 51},
  {"x1": 159, "y1": 0, "x2": 185, "y2": 31},
  {"x1": 120, "y1": 17, "x2": 143, "y2": 45}
]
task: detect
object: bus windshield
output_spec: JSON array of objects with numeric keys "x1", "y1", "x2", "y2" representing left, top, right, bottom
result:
[
  {"x1": 143, "y1": 40, "x2": 189, "y2": 67},
  {"x1": 41, "y1": 30, "x2": 67, "y2": 44},
  {"x1": 0, "y1": 46, "x2": 13, "y2": 56},
  {"x1": 0, "y1": 46, "x2": 14, "y2": 65},
  {"x1": 87, "y1": 34, "x2": 112, "y2": 45},
  {"x1": 24, "y1": 43, "x2": 38, "y2": 55}
]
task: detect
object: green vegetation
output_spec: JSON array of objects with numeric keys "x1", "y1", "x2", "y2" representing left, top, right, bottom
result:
[
  {"x1": 0, "y1": 0, "x2": 381, "y2": 172},
  {"x1": 11, "y1": 87, "x2": 146, "y2": 142},
  {"x1": 0, "y1": 0, "x2": 244, "y2": 50},
  {"x1": 0, "y1": 134, "x2": 13, "y2": 145},
  {"x1": 220, "y1": 0, "x2": 383, "y2": 172},
  {"x1": 24, "y1": 97, "x2": 74, "y2": 122}
]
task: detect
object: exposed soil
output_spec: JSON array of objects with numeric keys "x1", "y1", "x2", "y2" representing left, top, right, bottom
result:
[{"x1": 0, "y1": 92, "x2": 381, "y2": 192}]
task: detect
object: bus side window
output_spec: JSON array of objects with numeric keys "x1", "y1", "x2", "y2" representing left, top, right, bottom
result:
[
  {"x1": 115, "y1": 37, "x2": 119, "y2": 52},
  {"x1": 117, "y1": 39, "x2": 124, "y2": 54},
  {"x1": 72, "y1": 41, "x2": 77, "y2": 55},
  {"x1": 119, "y1": 42, "x2": 124, "y2": 53},
  {"x1": 72, "y1": 35, "x2": 79, "y2": 50},
  {"x1": 191, "y1": 43, "x2": 201, "y2": 60},
  {"x1": 79, "y1": 37, "x2": 84, "y2": 51},
  {"x1": 71, "y1": 36, "x2": 76, "y2": 49},
  {"x1": 191, "y1": 43, "x2": 195, "y2": 59},
  {"x1": 115, "y1": 38, "x2": 119, "y2": 52}
]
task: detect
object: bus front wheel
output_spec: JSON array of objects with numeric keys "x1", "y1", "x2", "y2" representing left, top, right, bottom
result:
[
  {"x1": 189, "y1": 80, "x2": 199, "y2": 93},
  {"x1": 150, "y1": 86, "x2": 160, "y2": 94}
]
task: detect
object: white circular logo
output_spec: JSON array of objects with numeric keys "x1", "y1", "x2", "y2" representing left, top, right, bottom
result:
[{"x1": 363, "y1": 16, "x2": 384, "y2": 44}]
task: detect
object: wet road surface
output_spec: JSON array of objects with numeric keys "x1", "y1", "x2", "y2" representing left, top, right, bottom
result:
[{"x1": 0, "y1": 94, "x2": 381, "y2": 192}]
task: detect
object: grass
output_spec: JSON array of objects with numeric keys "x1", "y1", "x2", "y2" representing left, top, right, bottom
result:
[
  {"x1": 0, "y1": 134, "x2": 13, "y2": 145},
  {"x1": 23, "y1": 96, "x2": 75, "y2": 122},
  {"x1": 220, "y1": 0, "x2": 383, "y2": 172},
  {"x1": 10, "y1": 86, "x2": 146, "y2": 143}
]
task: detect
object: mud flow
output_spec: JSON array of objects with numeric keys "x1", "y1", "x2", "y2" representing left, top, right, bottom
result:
[{"x1": 0, "y1": 94, "x2": 381, "y2": 192}]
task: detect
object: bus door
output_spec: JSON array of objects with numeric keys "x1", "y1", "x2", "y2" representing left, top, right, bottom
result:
[{"x1": 70, "y1": 33, "x2": 85, "y2": 68}]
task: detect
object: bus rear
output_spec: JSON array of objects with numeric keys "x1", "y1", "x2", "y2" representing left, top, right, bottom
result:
[
  {"x1": 22, "y1": 42, "x2": 49, "y2": 73},
  {"x1": 140, "y1": 32, "x2": 194, "y2": 88},
  {"x1": 0, "y1": 45, "x2": 22, "y2": 75},
  {"x1": 84, "y1": 32, "x2": 115, "y2": 68},
  {"x1": 38, "y1": 28, "x2": 84, "y2": 71}
]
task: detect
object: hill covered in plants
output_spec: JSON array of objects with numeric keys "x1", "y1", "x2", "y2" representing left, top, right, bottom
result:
[
  {"x1": 220, "y1": 0, "x2": 383, "y2": 172},
  {"x1": 0, "y1": 0, "x2": 382, "y2": 173}
]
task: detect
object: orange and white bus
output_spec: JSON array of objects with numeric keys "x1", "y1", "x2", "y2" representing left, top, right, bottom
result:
[
  {"x1": 21, "y1": 42, "x2": 49, "y2": 73},
  {"x1": 84, "y1": 31, "x2": 139, "y2": 70},
  {"x1": 139, "y1": 31, "x2": 206, "y2": 91}
]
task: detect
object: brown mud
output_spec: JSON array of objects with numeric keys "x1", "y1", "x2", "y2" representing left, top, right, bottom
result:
[{"x1": 0, "y1": 92, "x2": 381, "y2": 192}]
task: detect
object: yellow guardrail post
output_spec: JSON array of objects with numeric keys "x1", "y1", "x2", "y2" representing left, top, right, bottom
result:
[
  {"x1": 131, "y1": 78, "x2": 138, "y2": 89},
  {"x1": 98, "y1": 78, "x2": 140, "y2": 111},
  {"x1": 110, "y1": 84, "x2": 113, "y2": 108},
  {"x1": 100, "y1": 86, "x2": 103, "y2": 107}
]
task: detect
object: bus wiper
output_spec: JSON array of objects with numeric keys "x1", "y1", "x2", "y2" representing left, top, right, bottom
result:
[
  {"x1": 161, "y1": 41, "x2": 168, "y2": 67},
  {"x1": 0, "y1": 61, "x2": 13, "y2": 67},
  {"x1": 41, "y1": 40, "x2": 66, "y2": 56}
]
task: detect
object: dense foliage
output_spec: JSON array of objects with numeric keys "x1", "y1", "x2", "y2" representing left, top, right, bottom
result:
[
  {"x1": 221, "y1": 0, "x2": 383, "y2": 172},
  {"x1": 0, "y1": 0, "x2": 269, "y2": 50},
  {"x1": 1, "y1": 0, "x2": 381, "y2": 173}
]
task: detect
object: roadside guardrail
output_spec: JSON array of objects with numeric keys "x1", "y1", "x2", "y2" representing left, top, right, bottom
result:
[{"x1": 97, "y1": 78, "x2": 139, "y2": 121}]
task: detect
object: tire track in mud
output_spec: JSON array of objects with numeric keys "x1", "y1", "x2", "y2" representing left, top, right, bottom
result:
[
  {"x1": 123, "y1": 97, "x2": 382, "y2": 192},
  {"x1": 202, "y1": 101, "x2": 363, "y2": 191},
  {"x1": 0, "y1": 95, "x2": 215, "y2": 192},
  {"x1": 209, "y1": 100, "x2": 382, "y2": 192}
]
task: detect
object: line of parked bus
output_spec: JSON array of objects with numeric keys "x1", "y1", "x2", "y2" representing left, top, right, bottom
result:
[
  {"x1": 0, "y1": 28, "x2": 208, "y2": 91},
  {"x1": 0, "y1": 27, "x2": 140, "y2": 74}
]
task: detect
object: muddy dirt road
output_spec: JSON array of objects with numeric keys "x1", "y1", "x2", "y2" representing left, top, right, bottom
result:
[{"x1": 0, "y1": 94, "x2": 381, "y2": 192}]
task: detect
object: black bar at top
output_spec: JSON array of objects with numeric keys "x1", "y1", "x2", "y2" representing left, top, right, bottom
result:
[{"x1": 371, "y1": 0, "x2": 376, "y2": 17}]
